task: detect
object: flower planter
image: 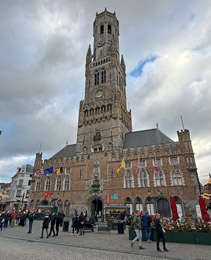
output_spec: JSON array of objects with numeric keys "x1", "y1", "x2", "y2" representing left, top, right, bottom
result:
[
  {"x1": 128, "y1": 228, "x2": 211, "y2": 245},
  {"x1": 194, "y1": 232, "x2": 211, "y2": 245},
  {"x1": 172, "y1": 231, "x2": 195, "y2": 244}
]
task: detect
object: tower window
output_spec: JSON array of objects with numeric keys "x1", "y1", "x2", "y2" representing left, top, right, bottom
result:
[
  {"x1": 100, "y1": 24, "x2": 104, "y2": 34},
  {"x1": 108, "y1": 24, "x2": 112, "y2": 34},
  {"x1": 101, "y1": 69, "x2": 106, "y2": 83},
  {"x1": 95, "y1": 71, "x2": 99, "y2": 85}
]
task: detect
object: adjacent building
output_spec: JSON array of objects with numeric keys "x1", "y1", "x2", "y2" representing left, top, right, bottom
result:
[
  {"x1": 29, "y1": 9, "x2": 200, "y2": 218},
  {"x1": 5, "y1": 164, "x2": 33, "y2": 210}
]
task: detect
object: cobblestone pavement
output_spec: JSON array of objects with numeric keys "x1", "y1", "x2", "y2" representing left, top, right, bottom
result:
[{"x1": 0, "y1": 220, "x2": 210, "y2": 260}]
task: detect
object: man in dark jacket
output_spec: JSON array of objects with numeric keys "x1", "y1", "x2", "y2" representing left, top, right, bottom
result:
[
  {"x1": 49, "y1": 212, "x2": 56, "y2": 237},
  {"x1": 142, "y1": 211, "x2": 152, "y2": 242},
  {"x1": 27, "y1": 211, "x2": 35, "y2": 233},
  {"x1": 55, "y1": 213, "x2": 62, "y2": 236},
  {"x1": 155, "y1": 213, "x2": 168, "y2": 252},
  {"x1": 40, "y1": 215, "x2": 49, "y2": 238}
]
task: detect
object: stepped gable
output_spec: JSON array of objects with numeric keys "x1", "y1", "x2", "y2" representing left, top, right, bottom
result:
[
  {"x1": 50, "y1": 144, "x2": 76, "y2": 159},
  {"x1": 123, "y1": 128, "x2": 176, "y2": 150}
]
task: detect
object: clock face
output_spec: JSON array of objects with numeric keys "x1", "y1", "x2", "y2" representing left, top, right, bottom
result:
[{"x1": 95, "y1": 90, "x2": 103, "y2": 98}]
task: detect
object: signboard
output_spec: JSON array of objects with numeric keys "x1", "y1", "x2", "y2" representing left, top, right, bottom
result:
[
  {"x1": 110, "y1": 193, "x2": 118, "y2": 200},
  {"x1": 44, "y1": 192, "x2": 52, "y2": 198}
]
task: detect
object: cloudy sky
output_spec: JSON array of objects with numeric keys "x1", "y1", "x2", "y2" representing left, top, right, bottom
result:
[{"x1": 0, "y1": 0, "x2": 211, "y2": 183}]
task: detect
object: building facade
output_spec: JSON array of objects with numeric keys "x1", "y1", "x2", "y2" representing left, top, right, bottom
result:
[
  {"x1": 29, "y1": 9, "x2": 200, "y2": 218},
  {"x1": 6, "y1": 164, "x2": 33, "y2": 210}
]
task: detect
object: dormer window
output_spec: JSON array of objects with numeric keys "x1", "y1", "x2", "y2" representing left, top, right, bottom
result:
[{"x1": 100, "y1": 24, "x2": 104, "y2": 34}]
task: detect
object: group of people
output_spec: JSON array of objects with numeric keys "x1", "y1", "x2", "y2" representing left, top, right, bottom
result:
[
  {"x1": 71, "y1": 211, "x2": 88, "y2": 235},
  {"x1": 131, "y1": 211, "x2": 168, "y2": 252},
  {"x1": 0, "y1": 210, "x2": 32, "y2": 230},
  {"x1": 40, "y1": 212, "x2": 64, "y2": 238}
]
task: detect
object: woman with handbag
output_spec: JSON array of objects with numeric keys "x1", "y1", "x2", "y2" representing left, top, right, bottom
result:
[{"x1": 155, "y1": 213, "x2": 168, "y2": 252}]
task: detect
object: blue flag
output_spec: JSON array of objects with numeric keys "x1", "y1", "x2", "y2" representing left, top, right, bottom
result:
[{"x1": 44, "y1": 166, "x2": 54, "y2": 174}]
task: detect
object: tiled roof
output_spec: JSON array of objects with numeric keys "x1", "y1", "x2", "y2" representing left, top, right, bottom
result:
[
  {"x1": 123, "y1": 128, "x2": 175, "y2": 150},
  {"x1": 50, "y1": 144, "x2": 76, "y2": 159}
]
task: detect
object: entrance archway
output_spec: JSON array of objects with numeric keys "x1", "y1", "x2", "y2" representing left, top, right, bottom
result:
[
  {"x1": 157, "y1": 198, "x2": 170, "y2": 217},
  {"x1": 90, "y1": 197, "x2": 103, "y2": 217}
]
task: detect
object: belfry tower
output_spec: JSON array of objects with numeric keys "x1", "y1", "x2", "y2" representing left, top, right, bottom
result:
[{"x1": 76, "y1": 9, "x2": 132, "y2": 155}]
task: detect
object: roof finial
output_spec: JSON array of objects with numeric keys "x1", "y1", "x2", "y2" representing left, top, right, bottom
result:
[{"x1": 156, "y1": 122, "x2": 158, "y2": 128}]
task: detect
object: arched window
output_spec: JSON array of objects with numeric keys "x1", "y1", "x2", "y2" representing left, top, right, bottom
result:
[
  {"x1": 124, "y1": 170, "x2": 134, "y2": 188},
  {"x1": 95, "y1": 107, "x2": 100, "y2": 114},
  {"x1": 95, "y1": 71, "x2": 99, "y2": 85},
  {"x1": 147, "y1": 203, "x2": 155, "y2": 215},
  {"x1": 101, "y1": 105, "x2": 106, "y2": 113},
  {"x1": 135, "y1": 197, "x2": 143, "y2": 213},
  {"x1": 101, "y1": 69, "x2": 106, "y2": 83},
  {"x1": 57, "y1": 199, "x2": 63, "y2": 213},
  {"x1": 35, "y1": 180, "x2": 41, "y2": 191},
  {"x1": 108, "y1": 24, "x2": 112, "y2": 34},
  {"x1": 138, "y1": 168, "x2": 149, "y2": 187},
  {"x1": 45, "y1": 178, "x2": 51, "y2": 191},
  {"x1": 100, "y1": 24, "x2": 104, "y2": 34},
  {"x1": 154, "y1": 170, "x2": 165, "y2": 187},
  {"x1": 64, "y1": 175, "x2": 70, "y2": 191},
  {"x1": 124, "y1": 197, "x2": 133, "y2": 215},
  {"x1": 56, "y1": 177, "x2": 62, "y2": 191},
  {"x1": 172, "y1": 169, "x2": 183, "y2": 186}
]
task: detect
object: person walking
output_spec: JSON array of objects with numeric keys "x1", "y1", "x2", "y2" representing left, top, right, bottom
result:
[
  {"x1": 27, "y1": 211, "x2": 35, "y2": 233},
  {"x1": 49, "y1": 212, "x2": 56, "y2": 237},
  {"x1": 131, "y1": 210, "x2": 145, "y2": 249},
  {"x1": 55, "y1": 213, "x2": 62, "y2": 236},
  {"x1": 155, "y1": 213, "x2": 168, "y2": 252},
  {"x1": 40, "y1": 215, "x2": 49, "y2": 238},
  {"x1": 142, "y1": 211, "x2": 152, "y2": 242},
  {"x1": 79, "y1": 212, "x2": 85, "y2": 235}
]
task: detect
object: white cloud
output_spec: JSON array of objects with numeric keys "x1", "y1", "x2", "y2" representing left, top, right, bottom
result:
[{"x1": 0, "y1": 0, "x2": 211, "y2": 182}]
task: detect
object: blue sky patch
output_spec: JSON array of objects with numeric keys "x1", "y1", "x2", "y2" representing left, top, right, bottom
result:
[{"x1": 129, "y1": 56, "x2": 157, "y2": 77}]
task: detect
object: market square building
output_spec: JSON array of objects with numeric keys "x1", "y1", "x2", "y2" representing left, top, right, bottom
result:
[{"x1": 29, "y1": 9, "x2": 200, "y2": 218}]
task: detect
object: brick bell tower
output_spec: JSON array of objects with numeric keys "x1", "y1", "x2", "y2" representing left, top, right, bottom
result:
[{"x1": 76, "y1": 9, "x2": 132, "y2": 155}]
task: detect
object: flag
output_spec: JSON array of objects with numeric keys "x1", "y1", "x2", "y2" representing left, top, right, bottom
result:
[
  {"x1": 54, "y1": 167, "x2": 63, "y2": 174},
  {"x1": 136, "y1": 159, "x2": 140, "y2": 172},
  {"x1": 117, "y1": 159, "x2": 125, "y2": 173},
  {"x1": 44, "y1": 166, "x2": 54, "y2": 174},
  {"x1": 154, "y1": 159, "x2": 159, "y2": 173},
  {"x1": 34, "y1": 168, "x2": 44, "y2": 177}
]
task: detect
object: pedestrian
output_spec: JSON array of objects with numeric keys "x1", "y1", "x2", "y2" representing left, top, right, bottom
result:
[
  {"x1": 40, "y1": 215, "x2": 49, "y2": 238},
  {"x1": 142, "y1": 211, "x2": 152, "y2": 242},
  {"x1": 131, "y1": 210, "x2": 144, "y2": 249},
  {"x1": 55, "y1": 213, "x2": 62, "y2": 236},
  {"x1": 0, "y1": 214, "x2": 4, "y2": 231},
  {"x1": 49, "y1": 212, "x2": 56, "y2": 237},
  {"x1": 155, "y1": 213, "x2": 168, "y2": 252},
  {"x1": 11, "y1": 210, "x2": 16, "y2": 227},
  {"x1": 79, "y1": 212, "x2": 85, "y2": 235},
  {"x1": 27, "y1": 211, "x2": 35, "y2": 233}
]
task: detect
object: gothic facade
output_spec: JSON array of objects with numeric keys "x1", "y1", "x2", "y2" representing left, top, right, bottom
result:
[{"x1": 29, "y1": 9, "x2": 200, "y2": 218}]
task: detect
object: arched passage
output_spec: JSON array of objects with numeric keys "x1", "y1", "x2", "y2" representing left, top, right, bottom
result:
[{"x1": 89, "y1": 196, "x2": 103, "y2": 217}]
